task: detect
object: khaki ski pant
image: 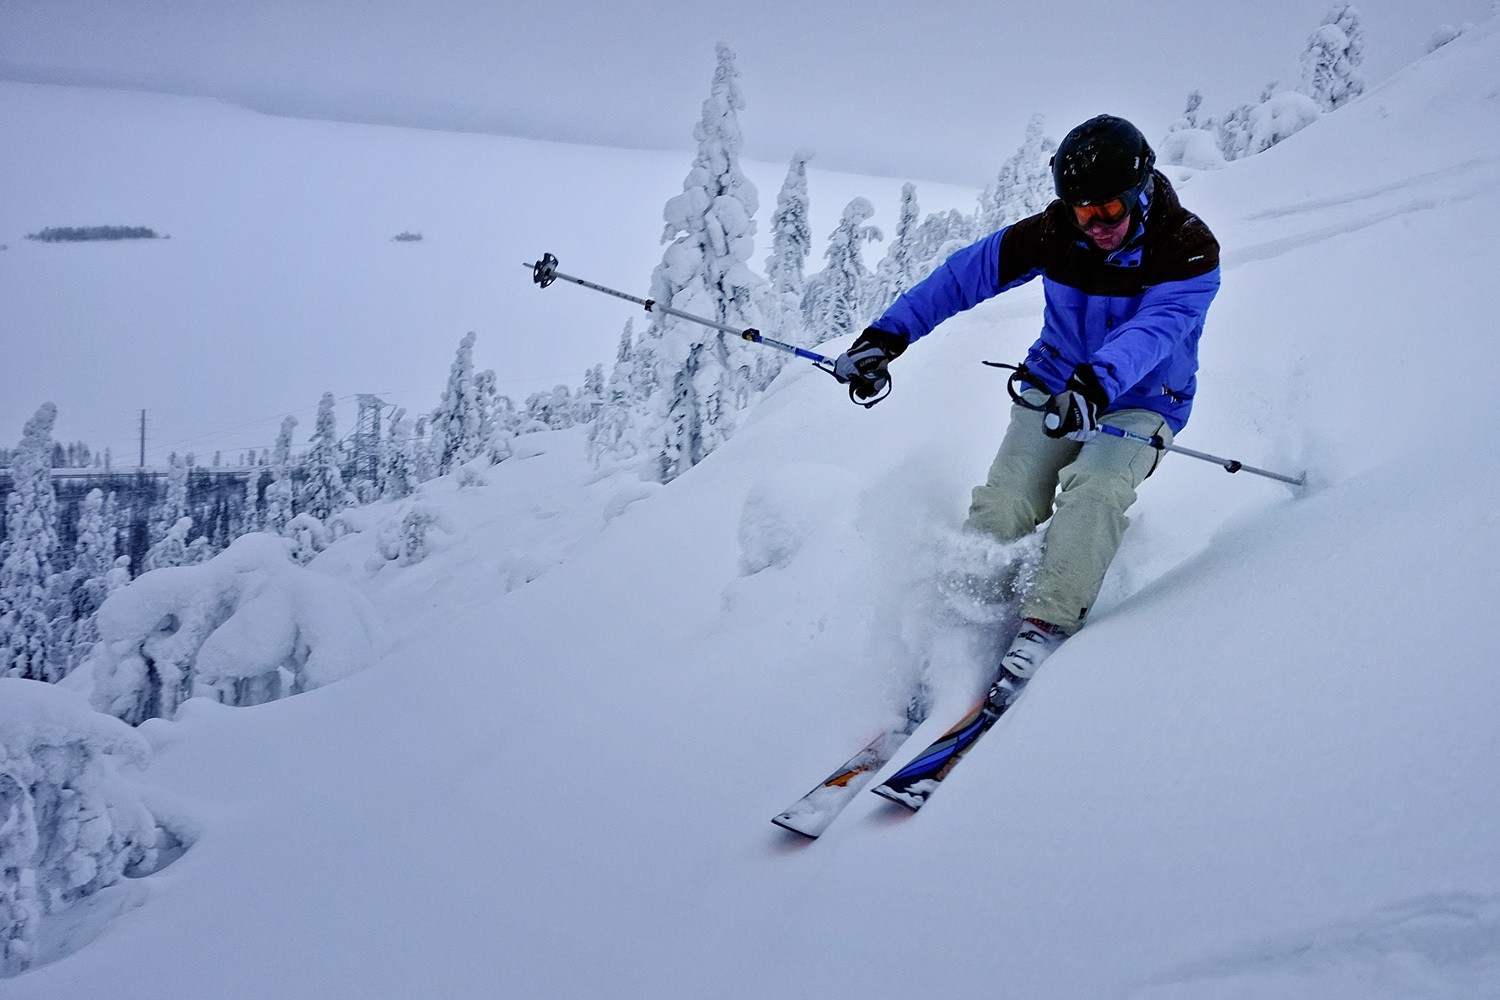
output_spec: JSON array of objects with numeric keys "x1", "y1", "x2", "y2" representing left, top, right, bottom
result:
[{"x1": 966, "y1": 391, "x2": 1172, "y2": 634}]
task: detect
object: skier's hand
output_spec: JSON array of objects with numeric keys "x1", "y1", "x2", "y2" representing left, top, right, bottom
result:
[
  {"x1": 833, "y1": 328, "x2": 905, "y2": 401},
  {"x1": 1044, "y1": 365, "x2": 1110, "y2": 441}
]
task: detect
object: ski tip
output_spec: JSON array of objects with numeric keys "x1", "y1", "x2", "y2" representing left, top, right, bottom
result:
[
  {"x1": 870, "y1": 782, "x2": 926, "y2": 812},
  {"x1": 771, "y1": 814, "x2": 822, "y2": 839}
]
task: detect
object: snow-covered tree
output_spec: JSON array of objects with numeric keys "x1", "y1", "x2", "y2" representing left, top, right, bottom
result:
[
  {"x1": 765, "y1": 150, "x2": 814, "y2": 300},
  {"x1": 142, "y1": 516, "x2": 193, "y2": 572},
  {"x1": 604, "y1": 43, "x2": 766, "y2": 482},
  {"x1": 868, "y1": 182, "x2": 923, "y2": 318},
  {"x1": 302, "y1": 392, "x2": 351, "y2": 520},
  {"x1": 575, "y1": 364, "x2": 606, "y2": 426},
  {"x1": 431, "y1": 332, "x2": 483, "y2": 476},
  {"x1": 88, "y1": 534, "x2": 379, "y2": 723},
  {"x1": 0, "y1": 404, "x2": 60, "y2": 681},
  {"x1": 379, "y1": 408, "x2": 416, "y2": 501},
  {"x1": 589, "y1": 320, "x2": 646, "y2": 464},
  {"x1": 1168, "y1": 90, "x2": 1205, "y2": 133},
  {"x1": 524, "y1": 385, "x2": 576, "y2": 429},
  {"x1": 62, "y1": 489, "x2": 115, "y2": 674},
  {"x1": 0, "y1": 679, "x2": 165, "y2": 974},
  {"x1": 241, "y1": 472, "x2": 262, "y2": 534},
  {"x1": 1246, "y1": 91, "x2": 1322, "y2": 154},
  {"x1": 1300, "y1": 5, "x2": 1366, "y2": 111},
  {"x1": 807, "y1": 197, "x2": 882, "y2": 344},
  {"x1": 152, "y1": 456, "x2": 188, "y2": 547},
  {"x1": 264, "y1": 415, "x2": 297, "y2": 536},
  {"x1": 977, "y1": 115, "x2": 1057, "y2": 234}
]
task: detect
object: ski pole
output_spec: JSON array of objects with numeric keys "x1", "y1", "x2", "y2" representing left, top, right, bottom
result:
[
  {"x1": 523, "y1": 252, "x2": 890, "y2": 407},
  {"x1": 1095, "y1": 425, "x2": 1305, "y2": 487},
  {"x1": 986, "y1": 361, "x2": 1306, "y2": 487}
]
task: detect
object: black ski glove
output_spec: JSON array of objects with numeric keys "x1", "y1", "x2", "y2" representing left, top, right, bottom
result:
[
  {"x1": 1044, "y1": 364, "x2": 1110, "y2": 441},
  {"x1": 833, "y1": 327, "x2": 906, "y2": 401}
]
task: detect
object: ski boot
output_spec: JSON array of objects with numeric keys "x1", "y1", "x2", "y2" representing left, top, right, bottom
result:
[{"x1": 992, "y1": 617, "x2": 1068, "y2": 696}]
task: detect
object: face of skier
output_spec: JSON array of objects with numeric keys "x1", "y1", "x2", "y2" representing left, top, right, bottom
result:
[{"x1": 1072, "y1": 197, "x2": 1133, "y2": 251}]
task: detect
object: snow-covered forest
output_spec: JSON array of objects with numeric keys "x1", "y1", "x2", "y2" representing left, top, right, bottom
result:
[{"x1": 6, "y1": 4, "x2": 1500, "y2": 996}]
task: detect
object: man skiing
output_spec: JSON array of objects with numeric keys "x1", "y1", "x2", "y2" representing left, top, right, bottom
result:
[{"x1": 833, "y1": 114, "x2": 1221, "y2": 708}]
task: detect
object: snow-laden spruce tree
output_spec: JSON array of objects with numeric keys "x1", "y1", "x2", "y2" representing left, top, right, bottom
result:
[
  {"x1": 867, "y1": 182, "x2": 922, "y2": 319},
  {"x1": 0, "y1": 404, "x2": 60, "y2": 681},
  {"x1": 1300, "y1": 5, "x2": 1366, "y2": 111},
  {"x1": 1, "y1": 679, "x2": 167, "y2": 975},
  {"x1": 143, "y1": 517, "x2": 192, "y2": 572},
  {"x1": 379, "y1": 408, "x2": 416, "y2": 501},
  {"x1": 431, "y1": 332, "x2": 483, "y2": 476},
  {"x1": 605, "y1": 43, "x2": 766, "y2": 482},
  {"x1": 524, "y1": 386, "x2": 576, "y2": 429},
  {"x1": 977, "y1": 115, "x2": 1057, "y2": 234},
  {"x1": 62, "y1": 489, "x2": 115, "y2": 674},
  {"x1": 807, "y1": 197, "x2": 883, "y2": 344},
  {"x1": 263, "y1": 416, "x2": 298, "y2": 536},
  {"x1": 765, "y1": 150, "x2": 814, "y2": 302},
  {"x1": 750, "y1": 150, "x2": 816, "y2": 388},
  {"x1": 588, "y1": 320, "x2": 645, "y2": 464},
  {"x1": 1168, "y1": 90, "x2": 1205, "y2": 133},
  {"x1": 302, "y1": 392, "x2": 351, "y2": 520},
  {"x1": 151, "y1": 455, "x2": 188, "y2": 548}
]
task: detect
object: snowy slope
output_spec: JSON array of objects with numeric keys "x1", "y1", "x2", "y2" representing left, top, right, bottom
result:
[{"x1": 12, "y1": 21, "x2": 1500, "y2": 1000}]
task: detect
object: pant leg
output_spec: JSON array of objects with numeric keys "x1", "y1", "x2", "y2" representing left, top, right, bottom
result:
[
  {"x1": 1020, "y1": 408, "x2": 1173, "y2": 634},
  {"x1": 966, "y1": 391, "x2": 1080, "y2": 544}
]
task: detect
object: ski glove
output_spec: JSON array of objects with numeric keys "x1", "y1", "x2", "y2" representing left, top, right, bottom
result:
[
  {"x1": 1044, "y1": 365, "x2": 1110, "y2": 441},
  {"x1": 833, "y1": 328, "x2": 906, "y2": 401}
]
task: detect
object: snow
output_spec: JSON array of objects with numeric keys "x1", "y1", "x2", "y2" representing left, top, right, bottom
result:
[{"x1": 7, "y1": 14, "x2": 1500, "y2": 999}]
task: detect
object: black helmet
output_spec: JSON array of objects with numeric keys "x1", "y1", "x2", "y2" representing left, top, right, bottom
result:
[{"x1": 1051, "y1": 115, "x2": 1156, "y2": 206}]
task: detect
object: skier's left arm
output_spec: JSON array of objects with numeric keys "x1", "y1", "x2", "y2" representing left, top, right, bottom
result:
[{"x1": 1086, "y1": 256, "x2": 1220, "y2": 406}]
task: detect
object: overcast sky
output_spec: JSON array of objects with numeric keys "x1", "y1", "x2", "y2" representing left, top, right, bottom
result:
[{"x1": 1, "y1": 0, "x2": 1490, "y2": 187}]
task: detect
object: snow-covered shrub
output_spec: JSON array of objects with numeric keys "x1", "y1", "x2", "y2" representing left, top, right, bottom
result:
[
  {"x1": 1, "y1": 679, "x2": 166, "y2": 975},
  {"x1": 88, "y1": 533, "x2": 379, "y2": 724},
  {"x1": 1247, "y1": 92, "x2": 1322, "y2": 154},
  {"x1": 142, "y1": 516, "x2": 193, "y2": 572},
  {"x1": 1159, "y1": 128, "x2": 1227, "y2": 170},
  {"x1": 371, "y1": 502, "x2": 450, "y2": 570},
  {"x1": 285, "y1": 512, "x2": 330, "y2": 566},
  {"x1": 457, "y1": 465, "x2": 488, "y2": 490}
]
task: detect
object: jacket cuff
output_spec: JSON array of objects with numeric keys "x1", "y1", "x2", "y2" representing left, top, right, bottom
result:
[{"x1": 1067, "y1": 363, "x2": 1111, "y2": 411}]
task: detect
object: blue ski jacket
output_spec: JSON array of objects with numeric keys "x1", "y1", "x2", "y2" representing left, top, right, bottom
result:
[{"x1": 868, "y1": 172, "x2": 1220, "y2": 432}]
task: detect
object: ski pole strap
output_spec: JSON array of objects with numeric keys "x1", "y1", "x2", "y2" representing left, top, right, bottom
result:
[{"x1": 981, "y1": 361, "x2": 1049, "y2": 411}]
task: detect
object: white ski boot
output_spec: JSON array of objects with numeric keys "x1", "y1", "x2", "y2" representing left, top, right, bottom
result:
[{"x1": 998, "y1": 617, "x2": 1068, "y2": 680}]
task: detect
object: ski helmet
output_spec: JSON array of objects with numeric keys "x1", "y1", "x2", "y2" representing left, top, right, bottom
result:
[{"x1": 1051, "y1": 115, "x2": 1156, "y2": 206}]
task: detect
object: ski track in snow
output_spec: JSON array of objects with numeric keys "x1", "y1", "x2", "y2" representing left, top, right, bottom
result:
[
  {"x1": 1223, "y1": 160, "x2": 1500, "y2": 270},
  {"x1": 1128, "y1": 892, "x2": 1500, "y2": 1000}
]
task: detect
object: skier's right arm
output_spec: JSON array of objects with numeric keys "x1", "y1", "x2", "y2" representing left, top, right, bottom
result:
[{"x1": 862, "y1": 218, "x2": 1046, "y2": 356}]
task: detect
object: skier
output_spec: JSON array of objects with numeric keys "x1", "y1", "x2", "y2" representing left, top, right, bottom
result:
[{"x1": 833, "y1": 115, "x2": 1220, "y2": 708}]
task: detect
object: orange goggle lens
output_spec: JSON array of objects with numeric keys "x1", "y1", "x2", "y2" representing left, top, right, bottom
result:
[{"x1": 1071, "y1": 198, "x2": 1130, "y2": 230}]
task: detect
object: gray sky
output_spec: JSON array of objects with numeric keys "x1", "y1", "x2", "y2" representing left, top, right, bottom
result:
[{"x1": 1, "y1": 0, "x2": 1489, "y2": 187}]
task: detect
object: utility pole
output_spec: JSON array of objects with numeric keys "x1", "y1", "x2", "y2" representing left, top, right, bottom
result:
[{"x1": 138, "y1": 410, "x2": 146, "y2": 469}]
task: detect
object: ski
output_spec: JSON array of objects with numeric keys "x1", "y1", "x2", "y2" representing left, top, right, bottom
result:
[
  {"x1": 871, "y1": 689, "x2": 1017, "y2": 811},
  {"x1": 772, "y1": 712, "x2": 924, "y2": 839}
]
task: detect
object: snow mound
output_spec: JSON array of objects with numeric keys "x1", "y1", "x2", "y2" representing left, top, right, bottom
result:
[{"x1": 737, "y1": 462, "x2": 857, "y2": 575}]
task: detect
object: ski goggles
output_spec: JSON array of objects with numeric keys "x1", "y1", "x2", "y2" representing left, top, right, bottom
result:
[{"x1": 1069, "y1": 197, "x2": 1131, "y2": 231}]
